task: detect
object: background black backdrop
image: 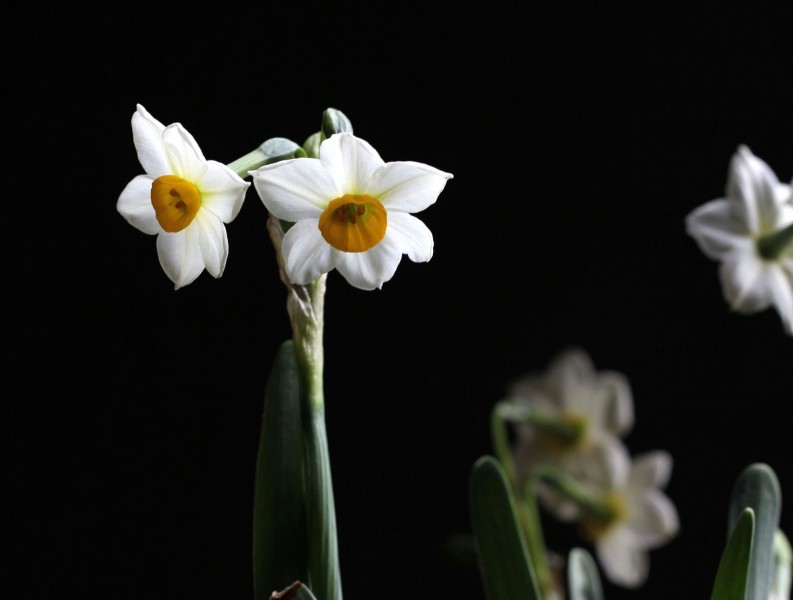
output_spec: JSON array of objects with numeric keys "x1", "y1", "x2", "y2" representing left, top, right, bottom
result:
[{"x1": 7, "y1": 3, "x2": 793, "y2": 599}]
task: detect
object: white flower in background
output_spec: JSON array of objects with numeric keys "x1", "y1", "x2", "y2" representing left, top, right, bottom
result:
[
  {"x1": 579, "y1": 444, "x2": 679, "y2": 589},
  {"x1": 506, "y1": 347, "x2": 633, "y2": 520},
  {"x1": 250, "y1": 132, "x2": 453, "y2": 290},
  {"x1": 117, "y1": 104, "x2": 249, "y2": 289},
  {"x1": 686, "y1": 145, "x2": 793, "y2": 334}
]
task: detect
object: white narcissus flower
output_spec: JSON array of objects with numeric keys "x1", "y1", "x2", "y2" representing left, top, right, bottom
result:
[
  {"x1": 250, "y1": 132, "x2": 453, "y2": 290},
  {"x1": 686, "y1": 145, "x2": 793, "y2": 334},
  {"x1": 117, "y1": 104, "x2": 249, "y2": 289},
  {"x1": 507, "y1": 347, "x2": 633, "y2": 520},
  {"x1": 579, "y1": 444, "x2": 679, "y2": 589}
]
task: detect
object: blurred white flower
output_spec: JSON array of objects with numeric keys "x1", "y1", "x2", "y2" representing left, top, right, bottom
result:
[
  {"x1": 506, "y1": 347, "x2": 633, "y2": 520},
  {"x1": 581, "y1": 444, "x2": 679, "y2": 589},
  {"x1": 686, "y1": 145, "x2": 793, "y2": 334},
  {"x1": 250, "y1": 132, "x2": 453, "y2": 290},
  {"x1": 117, "y1": 104, "x2": 249, "y2": 289}
]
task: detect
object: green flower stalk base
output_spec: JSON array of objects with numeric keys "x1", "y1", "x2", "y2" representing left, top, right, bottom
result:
[{"x1": 253, "y1": 272, "x2": 342, "y2": 600}]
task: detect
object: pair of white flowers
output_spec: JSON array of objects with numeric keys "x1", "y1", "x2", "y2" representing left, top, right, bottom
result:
[
  {"x1": 687, "y1": 145, "x2": 793, "y2": 334},
  {"x1": 506, "y1": 348, "x2": 679, "y2": 589},
  {"x1": 117, "y1": 105, "x2": 452, "y2": 290}
]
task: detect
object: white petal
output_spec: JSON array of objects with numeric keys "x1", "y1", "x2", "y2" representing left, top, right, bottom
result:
[
  {"x1": 545, "y1": 348, "x2": 595, "y2": 402},
  {"x1": 767, "y1": 266, "x2": 793, "y2": 335},
  {"x1": 132, "y1": 105, "x2": 170, "y2": 177},
  {"x1": 730, "y1": 146, "x2": 782, "y2": 233},
  {"x1": 281, "y1": 219, "x2": 336, "y2": 285},
  {"x1": 598, "y1": 371, "x2": 634, "y2": 436},
  {"x1": 193, "y1": 211, "x2": 228, "y2": 278},
  {"x1": 386, "y1": 212, "x2": 434, "y2": 262},
  {"x1": 507, "y1": 382, "x2": 559, "y2": 414},
  {"x1": 156, "y1": 227, "x2": 205, "y2": 290},
  {"x1": 777, "y1": 201, "x2": 793, "y2": 229},
  {"x1": 251, "y1": 159, "x2": 338, "y2": 220},
  {"x1": 335, "y1": 236, "x2": 402, "y2": 290},
  {"x1": 320, "y1": 133, "x2": 384, "y2": 193},
  {"x1": 686, "y1": 199, "x2": 749, "y2": 260},
  {"x1": 592, "y1": 437, "x2": 631, "y2": 490},
  {"x1": 197, "y1": 161, "x2": 249, "y2": 223},
  {"x1": 719, "y1": 247, "x2": 773, "y2": 313},
  {"x1": 776, "y1": 183, "x2": 793, "y2": 205},
  {"x1": 629, "y1": 451, "x2": 672, "y2": 491},
  {"x1": 623, "y1": 490, "x2": 679, "y2": 549},
  {"x1": 372, "y1": 161, "x2": 453, "y2": 214},
  {"x1": 117, "y1": 175, "x2": 160, "y2": 234},
  {"x1": 162, "y1": 124, "x2": 208, "y2": 181},
  {"x1": 597, "y1": 531, "x2": 649, "y2": 588}
]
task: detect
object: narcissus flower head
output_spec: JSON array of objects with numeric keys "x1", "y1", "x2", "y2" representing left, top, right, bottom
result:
[
  {"x1": 579, "y1": 445, "x2": 679, "y2": 589},
  {"x1": 686, "y1": 145, "x2": 793, "y2": 334},
  {"x1": 250, "y1": 132, "x2": 453, "y2": 290},
  {"x1": 117, "y1": 104, "x2": 249, "y2": 289},
  {"x1": 507, "y1": 347, "x2": 634, "y2": 520}
]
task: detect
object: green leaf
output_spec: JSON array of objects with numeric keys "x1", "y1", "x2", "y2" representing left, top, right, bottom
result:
[
  {"x1": 728, "y1": 463, "x2": 782, "y2": 600},
  {"x1": 469, "y1": 455, "x2": 541, "y2": 600},
  {"x1": 772, "y1": 530, "x2": 792, "y2": 600},
  {"x1": 253, "y1": 341, "x2": 308, "y2": 600},
  {"x1": 567, "y1": 547, "x2": 604, "y2": 600},
  {"x1": 258, "y1": 137, "x2": 307, "y2": 164},
  {"x1": 302, "y1": 412, "x2": 342, "y2": 600},
  {"x1": 711, "y1": 508, "x2": 754, "y2": 600}
]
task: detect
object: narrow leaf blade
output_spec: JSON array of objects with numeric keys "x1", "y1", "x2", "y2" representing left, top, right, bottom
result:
[
  {"x1": 253, "y1": 341, "x2": 308, "y2": 599},
  {"x1": 712, "y1": 507, "x2": 754, "y2": 600},
  {"x1": 568, "y1": 547, "x2": 604, "y2": 600},
  {"x1": 728, "y1": 463, "x2": 782, "y2": 600},
  {"x1": 469, "y1": 455, "x2": 541, "y2": 600}
]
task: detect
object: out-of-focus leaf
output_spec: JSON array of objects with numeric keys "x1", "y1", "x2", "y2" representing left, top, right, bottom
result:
[
  {"x1": 469, "y1": 455, "x2": 540, "y2": 600},
  {"x1": 568, "y1": 547, "x2": 604, "y2": 600},
  {"x1": 728, "y1": 463, "x2": 782, "y2": 600},
  {"x1": 712, "y1": 508, "x2": 754, "y2": 600}
]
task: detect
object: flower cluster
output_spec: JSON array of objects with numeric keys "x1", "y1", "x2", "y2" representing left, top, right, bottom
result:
[
  {"x1": 687, "y1": 146, "x2": 793, "y2": 334},
  {"x1": 117, "y1": 105, "x2": 452, "y2": 291},
  {"x1": 498, "y1": 348, "x2": 679, "y2": 589}
]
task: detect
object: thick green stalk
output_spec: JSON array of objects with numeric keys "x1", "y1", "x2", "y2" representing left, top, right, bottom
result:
[{"x1": 288, "y1": 275, "x2": 343, "y2": 600}]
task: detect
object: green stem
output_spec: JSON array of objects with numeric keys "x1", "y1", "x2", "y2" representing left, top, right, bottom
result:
[
  {"x1": 758, "y1": 222, "x2": 793, "y2": 261},
  {"x1": 227, "y1": 148, "x2": 271, "y2": 179},
  {"x1": 289, "y1": 275, "x2": 342, "y2": 600},
  {"x1": 516, "y1": 489, "x2": 558, "y2": 599},
  {"x1": 531, "y1": 465, "x2": 616, "y2": 523},
  {"x1": 491, "y1": 403, "x2": 557, "y2": 600},
  {"x1": 498, "y1": 398, "x2": 583, "y2": 446}
]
